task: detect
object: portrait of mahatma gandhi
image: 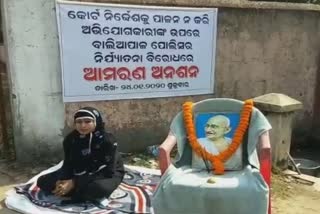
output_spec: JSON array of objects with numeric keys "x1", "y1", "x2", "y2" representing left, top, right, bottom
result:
[
  {"x1": 192, "y1": 114, "x2": 243, "y2": 170},
  {"x1": 203, "y1": 115, "x2": 232, "y2": 153}
]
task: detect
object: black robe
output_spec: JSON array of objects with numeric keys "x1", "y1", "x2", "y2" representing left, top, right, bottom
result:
[{"x1": 37, "y1": 130, "x2": 125, "y2": 203}]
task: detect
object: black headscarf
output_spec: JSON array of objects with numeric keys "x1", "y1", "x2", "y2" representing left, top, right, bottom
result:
[{"x1": 74, "y1": 107, "x2": 105, "y2": 133}]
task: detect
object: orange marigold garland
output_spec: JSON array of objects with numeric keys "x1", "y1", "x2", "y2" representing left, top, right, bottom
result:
[{"x1": 183, "y1": 99, "x2": 254, "y2": 175}]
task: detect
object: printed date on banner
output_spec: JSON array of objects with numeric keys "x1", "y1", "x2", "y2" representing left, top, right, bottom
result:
[{"x1": 95, "y1": 82, "x2": 190, "y2": 92}]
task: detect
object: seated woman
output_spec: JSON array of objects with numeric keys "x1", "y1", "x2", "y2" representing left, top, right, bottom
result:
[{"x1": 37, "y1": 107, "x2": 125, "y2": 204}]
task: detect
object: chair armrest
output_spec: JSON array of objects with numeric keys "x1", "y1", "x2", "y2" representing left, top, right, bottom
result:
[
  {"x1": 158, "y1": 132, "x2": 177, "y2": 175},
  {"x1": 258, "y1": 131, "x2": 271, "y2": 186},
  {"x1": 258, "y1": 131, "x2": 271, "y2": 214}
]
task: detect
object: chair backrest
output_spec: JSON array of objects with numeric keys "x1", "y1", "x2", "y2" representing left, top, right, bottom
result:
[{"x1": 170, "y1": 98, "x2": 271, "y2": 169}]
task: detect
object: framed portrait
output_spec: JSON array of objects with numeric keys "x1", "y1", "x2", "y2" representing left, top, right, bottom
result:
[{"x1": 191, "y1": 112, "x2": 243, "y2": 171}]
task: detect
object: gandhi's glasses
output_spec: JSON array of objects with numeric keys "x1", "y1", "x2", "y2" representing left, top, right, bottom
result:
[{"x1": 206, "y1": 124, "x2": 220, "y2": 129}]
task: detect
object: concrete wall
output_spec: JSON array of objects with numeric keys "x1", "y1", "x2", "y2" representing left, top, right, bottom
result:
[
  {"x1": 0, "y1": 44, "x2": 15, "y2": 160},
  {"x1": 312, "y1": 57, "x2": 320, "y2": 145},
  {"x1": 2, "y1": 0, "x2": 320, "y2": 161},
  {"x1": 2, "y1": 0, "x2": 64, "y2": 162},
  {"x1": 66, "y1": 0, "x2": 320, "y2": 152},
  {"x1": 0, "y1": 61, "x2": 6, "y2": 157}
]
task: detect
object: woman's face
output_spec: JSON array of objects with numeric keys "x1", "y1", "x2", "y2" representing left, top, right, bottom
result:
[{"x1": 75, "y1": 118, "x2": 96, "y2": 135}]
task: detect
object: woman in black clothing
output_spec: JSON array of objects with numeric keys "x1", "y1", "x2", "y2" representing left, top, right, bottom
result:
[{"x1": 37, "y1": 107, "x2": 125, "y2": 203}]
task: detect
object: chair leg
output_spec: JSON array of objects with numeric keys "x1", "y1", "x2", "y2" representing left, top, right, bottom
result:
[{"x1": 268, "y1": 194, "x2": 271, "y2": 214}]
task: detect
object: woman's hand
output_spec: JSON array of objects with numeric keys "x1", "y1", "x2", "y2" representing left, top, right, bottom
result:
[
  {"x1": 52, "y1": 179, "x2": 74, "y2": 197},
  {"x1": 52, "y1": 180, "x2": 63, "y2": 196}
]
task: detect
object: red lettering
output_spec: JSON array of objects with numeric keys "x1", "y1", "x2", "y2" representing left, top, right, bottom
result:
[
  {"x1": 103, "y1": 67, "x2": 117, "y2": 80},
  {"x1": 117, "y1": 67, "x2": 132, "y2": 80},
  {"x1": 83, "y1": 65, "x2": 200, "y2": 81},
  {"x1": 188, "y1": 65, "x2": 199, "y2": 78},
  {"x1": 84, "y1": 68, "x2": 99, "y2": 81},
  {"x1": 132, "y1": 67, "x2": 146, "y2": 80},
  {"x1": 176, "y1": 66, "x2": 188, "y2": 78},
  {"x1": 150, "y1": 65, "x2": 200, "y2": 79},
  {"x1": 151, "y1": 66, "x2": 163, "y2": 79},
  {"x1": 83, "y1": 66, "x2": 146, "y2": 81},
  {"x1": 163, "y1": 66, "x2": 175, "y2": 79}
]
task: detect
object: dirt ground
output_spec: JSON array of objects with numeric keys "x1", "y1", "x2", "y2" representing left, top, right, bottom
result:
[
  {"x1": 1, "y1": 158, "x2": 320, "y2": 214},
  {"x1": 271, "y1": 172, "x2": 320, "y2": 214}
]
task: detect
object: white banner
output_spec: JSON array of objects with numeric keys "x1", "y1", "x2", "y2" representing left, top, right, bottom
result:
[{"x1": 56, "y1": 1, "x2": 217, "y2": 102}]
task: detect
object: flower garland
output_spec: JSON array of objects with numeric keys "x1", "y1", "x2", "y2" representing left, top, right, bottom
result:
[{"x1": 182, "y1": 99, "x2": 254, "y2": 175}]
